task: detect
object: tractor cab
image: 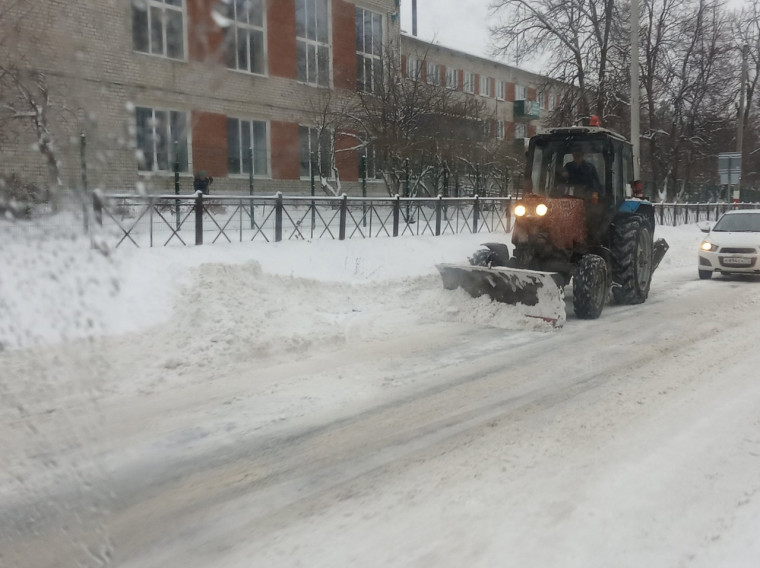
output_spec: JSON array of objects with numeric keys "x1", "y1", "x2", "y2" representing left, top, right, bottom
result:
[
  {"x1": 525, "y1": 126, "x2": 633, "y2": 208},
  {"x1": 522, "y1": 126, "x2": 634, "y2": 247}
]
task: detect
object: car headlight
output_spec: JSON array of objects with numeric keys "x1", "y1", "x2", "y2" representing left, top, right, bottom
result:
[
  {"x1": 700, "y1": 241, "x2": 718, "y2": 252},
  {"x1": 514, "y1": 204, "x2": 527, "y2": 217},
  {"x1": 535, "y1": 203, "x2": 548, "y2": 216}
]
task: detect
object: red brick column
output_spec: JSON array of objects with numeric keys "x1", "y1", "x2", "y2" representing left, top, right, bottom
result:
[
  {"x1": 271, "y1": 121, "x2": 301, "y2": 180},
  {"x1": 192, "y1": 111, "x2": 228, "y2": 177},
  {"x1": 332, "y1": 0, "x2": 356, "y2": 90},
  {"x1": 269, "y1": 0, "x2": 297, "y2": 79}
]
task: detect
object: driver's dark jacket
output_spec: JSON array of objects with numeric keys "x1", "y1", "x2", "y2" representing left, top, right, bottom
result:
[{"x1": 564, "y1": 160, "x2": 601, "y2": 193}]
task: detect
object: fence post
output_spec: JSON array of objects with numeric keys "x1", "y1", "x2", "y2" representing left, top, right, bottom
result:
[
  {"x1": 360, "y1": 154, "x2": 367, "y2": 227},
  {"x1": 404, "y1": 158, "x2": 411, "y2": 222},
  {"x1": 174, "y1": 141, "x2": 180, "y2": 231},
  {"x1": 310, "y1": 152, "x2": 316, "y2": 239},
  {"x1": 93, "y1": 190, "x2": 103, "y2": 226},
  {"x1": 393, "y1": 194, "x2": 400, "y2": 237},
  {"x1": 506, "y1": 197, "x2": 512, "y2": 232},
  {"x1": 435, "y1": 195, "x2": 442, "y2": 236},
  {"x1": 473, "y1": 194, "x2": 480, "y2": 233},
  {"x1": 195, "y1": 191, "x2": 203, "y2": 245},
  {"x1": 275, "y1": 191, "x2": 283, "y2": 242},
  {"x1": 673, "y1": 203, "x2": 677, "y2": 227},
  {"x1": 249, "y1": 146, "x2": 255, "y2": 230},
  {"x1": 80, "y1": 132, "x2": 89, "y2": 233},
  {"x1": 339, "y1": 193, "x2": 348, "y2": 240}
]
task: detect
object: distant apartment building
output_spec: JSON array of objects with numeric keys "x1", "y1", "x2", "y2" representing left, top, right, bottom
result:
[
  {"x1": 1, "y1": 0, "x2": 562, "y2": 197},
  {"x1": 400, "y1": 35, "x2": 562, "y2": 152}
]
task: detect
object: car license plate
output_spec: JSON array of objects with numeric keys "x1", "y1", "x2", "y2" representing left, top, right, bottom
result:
[{"x1": 723, "y1": 257, "x2": 752, "y2": 265}]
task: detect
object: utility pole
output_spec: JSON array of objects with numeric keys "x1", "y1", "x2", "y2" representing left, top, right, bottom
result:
[
  {"x1": 737, "y1": 44, "x2": 748, "y2": 202},
  {"x1": 630, "y1": 0, "x2": 640, "y2": 180}
]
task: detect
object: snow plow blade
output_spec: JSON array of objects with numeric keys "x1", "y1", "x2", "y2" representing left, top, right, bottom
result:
[{"x1": 436, "y1": 264, "x2": 567, "y2": 326}]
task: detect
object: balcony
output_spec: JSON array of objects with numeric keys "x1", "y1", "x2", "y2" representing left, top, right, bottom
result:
[{"x1": 514, "y1": 100, "x2": 540, "y2": 119}]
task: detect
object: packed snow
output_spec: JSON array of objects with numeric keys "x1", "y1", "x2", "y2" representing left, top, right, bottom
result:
[{"x1": 2, "y1": 218, "x2": 760, "y2": 568}]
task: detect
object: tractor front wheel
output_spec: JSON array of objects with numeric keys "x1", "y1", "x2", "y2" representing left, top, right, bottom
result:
[
  {"x1": 611, "y1": 216, "x2": 653, "y2": 305},
  {"x1": 573, "y1": 254, "x2": 608, "y2": 319}
]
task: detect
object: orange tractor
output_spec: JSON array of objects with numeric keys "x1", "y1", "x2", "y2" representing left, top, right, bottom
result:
[{"x1": 437, "y1": 125, "x2": 669, "y2": 325}]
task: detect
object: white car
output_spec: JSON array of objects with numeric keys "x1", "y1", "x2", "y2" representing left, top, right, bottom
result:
[{"x1": 698, "y1": 209, "x2": 760, "y2": 279}]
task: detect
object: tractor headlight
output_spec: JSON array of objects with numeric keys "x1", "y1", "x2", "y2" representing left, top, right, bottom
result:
[
  {"x1": 700, "y1": 240, "x2": 718, "y2": 252},
  {"x1": 535, "y1": 203, "x2": 548, "y2": 216},
  {"x1": 514, "y1": 204, "x2": 527, "y2": 217}
]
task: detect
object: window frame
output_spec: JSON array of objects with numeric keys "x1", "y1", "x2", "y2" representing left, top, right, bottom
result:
[
  {"x1": 496, "y1": 80, "x2": 506, "y2": 101},
  {"x1": 445, "y1": 68, "x2": 458, "y2": 90},
  {"x1": 355, "y1": 6, "x2": 384, "y2": 93},
  {"x1": 515, "y1": 122, "x2": 527, "y2": 139},
  {"x1": 224, "y1": 0, "x2": 267, "y2": 76},
  {"x1": 226, "y1": 117, "x2": 270, "y2": 178},
  {"x1": 132, "y1": 0, "x2": 187, "y2": 61},
  {"x1": 296, "y1": 0, "x2": 332, "y2": 87},
  {"x1": 406, "y1": 57, "x2": 422, "y2": 81},
  {"x1": 496, "y1": 120, "x2": 505, "y2": 140},
  {"x1": 135, "y1": 105, "x2": 191, "y2": 174},
  {"x1": 427, "y1": 62, "x2": 441, "y2": 86},
  {"x1": 480, "y1": 76, "x2": 493, "y2": 98},
  {"x1": 515, "y1": 85, "x2": 528, "y2": 101},
  {"x1": 463, "y1": 71, "x2": 475, "y2": 94},
  {"x1": 299, "y1": 125, "x2": 334, "y2": 180}
]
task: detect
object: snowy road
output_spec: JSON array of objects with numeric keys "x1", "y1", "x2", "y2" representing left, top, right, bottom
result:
[{"x1": 3, "y1": 226, "x2": 760, "y2": 567}]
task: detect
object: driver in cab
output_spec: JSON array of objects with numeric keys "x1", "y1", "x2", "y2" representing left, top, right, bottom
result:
[{"x1": 561, "y1": 146, "x2": 601, "y2": 197}]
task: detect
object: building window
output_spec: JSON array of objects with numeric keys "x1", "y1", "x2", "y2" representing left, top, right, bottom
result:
[
  {"x1": 497, "y1": 120, "x2": 505, "y2": 140},
  {"x1": 515, "y1": 122, "x2": 527, "y2": 139},
  {"x1": 496, "y1": 80, "x2": 506, "y2": 100},
  {"x1": 427, "y1": 62, "x2": 441, "y2": 86},
  {"x1": 132, "y1": 0, "x2": 185, "y2": 59},
  {"x1": 463, "y1": 71, "x2": 475, "y2": 93},
  {"x1": 299, "y1": 126, "x2": 332, "y2": 178},
  {"x1": 135, "y1": 106, "x2": 189, "y2": 172},
  {"x1": 538, "y1": 91, "x2": 545, "y2": 109},
  {"x1": 296, "y1": 0, "x2": 330, "y2": 87},
  {"x1": 480, "y1": 76, "x2": 493, "y2": 97},
  {"x1": 227, "y1": 118, "x2": 268, "y2": 175},
  {"x1": 356, "y1": 7, "x2": 383, "y2": 93},
  {"x1": 515, "y1": 85, "x2": 528, "y2": 100},
  {"x1": 360, "y1": 145, "x2": 382, "y2": 179},
  {"x1": 224, "y1": 0, "x2": 265, "y2": 74},
  {"x1": 406, "y1": 57, "x2": 421, "y2": 81},
  {"x1": 446, "y1": 68, "x2": 458, "y2": 90},
  {"x1": 549, "y1": 92, "x2": 556, "y2": 110}
]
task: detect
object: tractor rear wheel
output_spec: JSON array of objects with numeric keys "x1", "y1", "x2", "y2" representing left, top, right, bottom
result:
[
  {"x1": 573, "y1": 254, "x2": 607, "y2": 319},
  {"x1": 611, "y1": 216, "x2": 653, "y2": 305}
]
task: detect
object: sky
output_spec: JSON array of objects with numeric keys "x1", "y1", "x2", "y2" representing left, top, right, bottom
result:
[
  {"x1": 399, "y1": 0, "x2": 751, "y2": 76},
  {"x1": 399, "y1": 0, "x2": 503, "y2": 63}
]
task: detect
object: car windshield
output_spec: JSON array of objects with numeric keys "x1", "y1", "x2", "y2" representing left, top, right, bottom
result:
[{"x1": 712, "y1": 213, "x2": 760, "y2": 232}]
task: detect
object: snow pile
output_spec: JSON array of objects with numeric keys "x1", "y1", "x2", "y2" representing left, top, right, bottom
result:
[
  {"x1": 1, "y1": 220, "x2": 703, "y2": 354},
  {"x1": 0, "y1": 217, "x2": 120, "y2": 350}
]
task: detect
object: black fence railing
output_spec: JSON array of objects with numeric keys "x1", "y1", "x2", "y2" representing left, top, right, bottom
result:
[
  {"x1": 652, "y1": 202, "x2": 760, "y2": 226},
  {"x1": 80, "y1": 193, "x2": 760, "y2": 248},
  {"x1": 92, "y1": 192, "x2": 514, "y2": 248}
]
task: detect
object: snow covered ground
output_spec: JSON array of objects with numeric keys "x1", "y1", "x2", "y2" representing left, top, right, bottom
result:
[{"x1": 2, "y1": 220, "x2": 760, "y2": 567}]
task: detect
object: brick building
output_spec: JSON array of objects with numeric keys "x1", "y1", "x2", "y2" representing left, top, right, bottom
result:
[{"x1": 0, "y1": 0, "x2": 560, "y2": 197}]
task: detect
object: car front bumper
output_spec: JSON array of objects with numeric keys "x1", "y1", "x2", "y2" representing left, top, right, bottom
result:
[{"x1": 699, "y1": 251, "x2": 760, "y2": 274}]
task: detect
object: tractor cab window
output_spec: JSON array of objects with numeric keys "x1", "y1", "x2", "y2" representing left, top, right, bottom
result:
[{"x1": 529, "y1": 139, "x2": 607, "y2": 198}]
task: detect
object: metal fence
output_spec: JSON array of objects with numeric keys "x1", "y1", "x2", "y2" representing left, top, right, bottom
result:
[
  {"x1": 92, "y1": 192, "x2": 513, "y2": 248},
  {"x1": 8, "y1": 193, "x2": 760, "y2": 248},
  {"x1": 652, "y1": 202, "x2": 760, "y2": 226}
]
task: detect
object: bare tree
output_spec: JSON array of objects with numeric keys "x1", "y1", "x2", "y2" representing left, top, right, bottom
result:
[{"x1": 490, "y1": 0, "x2": 625, "y2": 119}]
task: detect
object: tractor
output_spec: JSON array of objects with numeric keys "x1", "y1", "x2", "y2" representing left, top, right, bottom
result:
[{"x1": 437, "y1": 123, "x2": 669, "y2": 324}]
